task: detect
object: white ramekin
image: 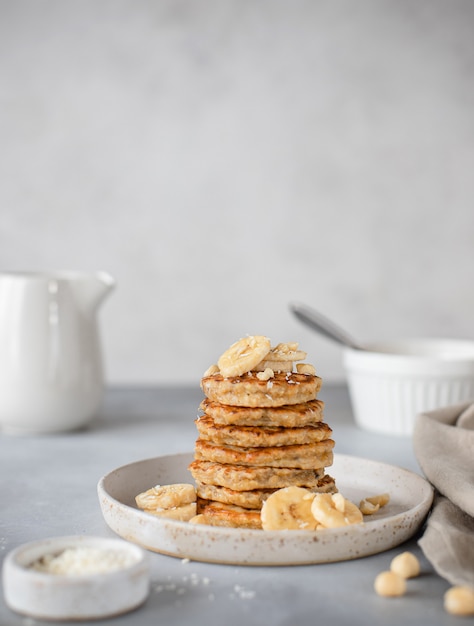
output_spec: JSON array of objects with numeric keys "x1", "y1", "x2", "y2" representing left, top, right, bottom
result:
[{"x1": 343, "y1": 339, "x2": 474, "y2": 436}]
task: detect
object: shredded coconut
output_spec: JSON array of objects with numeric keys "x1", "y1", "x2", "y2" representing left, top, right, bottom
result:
[
  {"x1": 233, "y1": 584, "x2": 256, "y2": 600},
  {"x1": 29, "y1": 547, "x2": 138, "y2": 576}
]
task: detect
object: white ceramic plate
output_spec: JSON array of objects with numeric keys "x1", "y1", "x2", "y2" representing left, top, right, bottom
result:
[{"x1": 97, "y1": 453, "x2": 433, "y2": 566}]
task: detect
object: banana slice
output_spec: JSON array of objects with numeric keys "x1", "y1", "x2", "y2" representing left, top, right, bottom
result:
[
  {"x1": 261, "y1": 486, "x2": 318, "y2": 530},
  {"x1": 203, "y1": 364, "x2": 220, "y2": 377},
  {"x1": 269, "y1": 343, "x2": 307, "y2": 362},
  {"x1": 135, "y1": 483, "x2": 196, "y2": 511},
  {"x1": 311, "y1": 493, "x2": 363, "y2": 528},
  {"x1": 217, "y1": 336, "x2": 271, "y2": 378},
  {"x1": 146, "y1": 502, "x2": 197, "y2": 521},
  {"x1": 253, "y1": 360, "x2": 293, "y2": 373}
]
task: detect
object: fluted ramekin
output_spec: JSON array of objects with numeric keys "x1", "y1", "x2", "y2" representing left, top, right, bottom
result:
[{"x1": 343, "y1": 339, "x2": 474, "y2": 436}]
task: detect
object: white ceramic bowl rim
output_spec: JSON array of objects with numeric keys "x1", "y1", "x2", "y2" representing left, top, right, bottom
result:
[
  {"x1": 343, "y1": 339, "x2": 474, "y2": 379},
  {"x1": 8, "y1": 535, "x2": 145, "y2": 577},
  {"x1": 351, "y1": 338, "x2": 474, "y2": 359}
]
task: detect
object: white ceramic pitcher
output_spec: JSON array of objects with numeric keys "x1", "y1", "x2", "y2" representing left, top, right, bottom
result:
[{"x1": 0, "y1": 271, "x2": 115, "y2": 434}]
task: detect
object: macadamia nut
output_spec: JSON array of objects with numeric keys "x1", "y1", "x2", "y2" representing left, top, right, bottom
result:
[
  {"x1": 444, "y1": 586, "x2": 474, "y2": 616},
  {"x1": 390, "y1": 552, "x2": 420, "y2": 579},
  {"x1": 374, "y1": 571, "x2": 406, "y2": 597}
]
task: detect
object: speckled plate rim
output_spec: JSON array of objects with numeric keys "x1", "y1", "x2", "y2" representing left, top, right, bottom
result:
[{"x1": 97, "y1": 452, "x2": 433, "y2": 566}]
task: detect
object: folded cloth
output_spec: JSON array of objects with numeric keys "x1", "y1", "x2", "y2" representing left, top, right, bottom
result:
[{"x1": 413, "y1": 402, "x2": 474, "y2": 587}]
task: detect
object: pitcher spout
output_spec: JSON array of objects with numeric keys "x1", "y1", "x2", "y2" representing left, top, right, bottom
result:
[
  {"x1": 74, "y1": 272, "x2": 115, "y2": 312},
  {"x1": 95, "y1": 271, "x2": 116, "y2": 307}
]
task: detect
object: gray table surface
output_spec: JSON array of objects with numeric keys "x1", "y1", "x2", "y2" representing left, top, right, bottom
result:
[{"x1": 0, "y1": 385, "x2": 456, "y2": 625}]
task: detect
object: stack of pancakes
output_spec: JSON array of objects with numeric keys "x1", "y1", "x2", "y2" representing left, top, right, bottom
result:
[{"x1": 188, "y1": 337, "x2": 337, "y2": 529}]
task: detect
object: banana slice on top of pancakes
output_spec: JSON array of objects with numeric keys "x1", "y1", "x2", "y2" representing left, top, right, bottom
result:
[{"x1": 201, "y1": 336, "x2": 321, "y2": 408}]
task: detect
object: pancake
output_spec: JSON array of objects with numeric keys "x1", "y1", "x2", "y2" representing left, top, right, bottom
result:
[
  {"x1": 188, "y1": 459, "x2": 326, "y2": 491},
  {"x1": 199, "y1": 398, "x2": 325, "y2": 427},
  {"x1": 201, "y1": 372, "x2": 322, "y2": 408},
  {"x1": 195, "y1": 415, "x2": 332, "y2": 447},
  {"x1": 195, "y1": 474, "x2": 337, "y2": 509},
  {"x1": 194, "y1": 438, "x2": 334, "y2": 469},
  {"x1": 196, "y1": 499, "x2": 262, "y2": 529},
  {"x1": 192, "y1": 338, "x2": 336, "y2": 529}
]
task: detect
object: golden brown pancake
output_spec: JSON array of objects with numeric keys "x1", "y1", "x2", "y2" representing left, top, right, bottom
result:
[
  {"x1": 195, "y1": 415, "x2": 332, "y2": 447},
  {"x1": 188, "y1": 459, "x2": 326, "y2": 491},
  {"x1": 194, "y1": 438, "x2": 334, "y2": 469},
  {"x1": 201, "y1": 372, "x2": 322, "y2": 408},
  {"x1": 195, "y1": 474, "x2": 337, "y2": 509},
  {"x1": 196, "y1": 499, "x2": 262, "y2": 529},
  {"x1": 194, "y1": 439, "x2": 334, "y2": 469},
  {"x1": 199, "y1": 398, "x2": 325, "y2": 428}
]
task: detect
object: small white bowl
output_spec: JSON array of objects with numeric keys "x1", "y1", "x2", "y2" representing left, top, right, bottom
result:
[
  {"x1": 343, "y1": 338, "x2": 474, "y2": 436},
  {"x1": 2, "y1": 535, "x2": 150, "y2": 621}
]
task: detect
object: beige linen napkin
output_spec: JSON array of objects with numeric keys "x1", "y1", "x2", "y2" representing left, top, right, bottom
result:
[{"x1": 413, "y1": 402, "x2": 474, "y2": 587}]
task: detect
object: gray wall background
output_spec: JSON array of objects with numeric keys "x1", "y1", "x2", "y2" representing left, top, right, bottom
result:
[{"x1": 1, "y1": 0, "x2": 473, "y2": 385}]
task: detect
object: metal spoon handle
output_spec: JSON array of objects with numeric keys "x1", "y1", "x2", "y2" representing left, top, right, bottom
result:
[{"x1": 289, "y1": 302, "x2": 362, "y2": 350}]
